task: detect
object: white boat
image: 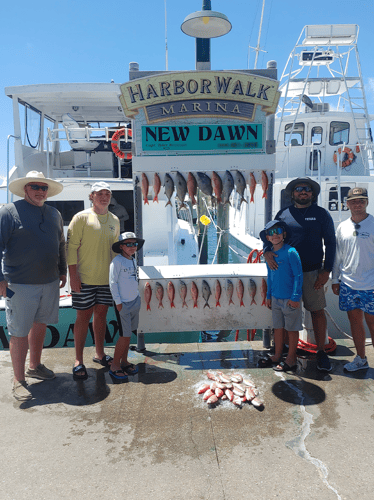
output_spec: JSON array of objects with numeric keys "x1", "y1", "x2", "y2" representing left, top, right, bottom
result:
[{"x1": 228, "y1": 23, "x2": 374, "y2": 337}]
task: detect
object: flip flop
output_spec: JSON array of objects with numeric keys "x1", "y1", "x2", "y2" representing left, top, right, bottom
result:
[
  {"x1": 73, "y1": 364, "x2": 88, "y2": 381},
  {"x1": 121, "y1": 363, "x2": 138, "y2": 375},
  {"x1": 109, "y1": 369, "x2": 128, "y2": 381},
  {"x1": 257, "y1": 356, "x2": 274, "y2": 368},
  {"x1": 92, "y1": 355, "x2": 113, "y2": 367},
  {"x1": 273, "y1": 361, "x2": 297, "y2": 373}
]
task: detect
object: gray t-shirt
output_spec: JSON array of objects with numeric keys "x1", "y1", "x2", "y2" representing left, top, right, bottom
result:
[{"x1": 0, "y1": 199, "x2": 67, "y2": 284}]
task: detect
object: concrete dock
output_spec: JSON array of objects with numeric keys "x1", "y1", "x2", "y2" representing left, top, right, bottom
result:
[{"x1": 1, "y1": 339, "x2": 374, "y2": 500}]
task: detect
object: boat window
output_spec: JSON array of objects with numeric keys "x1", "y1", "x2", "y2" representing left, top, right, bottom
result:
[
  {"x1": 329, "y1": 121, "x2": 349, "y2": 146},
  {"x1": 280, "y1": 189, "x2": 292, "y2": 210},
  {"x1": 284, "y1": 123, "x2": 304, "y2": 146},
  {"x1": 328, "y1": 186, "x2": 351, "y2": 212},
  {"x1": 110, "y1": 190, "x2": 134, "y2": 233},
  {"x1": 311, "y1": 126, "x2": 322, "y2": 145},
  {"x1": 309, "y1": 150, "x2": 321, "y2": 171},
  {"x1": 19, "y1": 103, "x2": 42, "y2": 149},
  {"x1": 44, "y1": 201, "x2": 84, "y2": 226}
]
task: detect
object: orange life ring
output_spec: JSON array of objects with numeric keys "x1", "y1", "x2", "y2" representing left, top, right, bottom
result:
[
  {"x1": 111, "y1": 128, "x2": 132, "y2": 160},
  {"x1": 333, "y1": 147, "x2": 355, "y2": 168}
]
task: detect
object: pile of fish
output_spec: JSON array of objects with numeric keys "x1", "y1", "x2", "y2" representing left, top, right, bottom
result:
[
  {"x1": 144, "y1": 277, "x2": 267, "y2": 311},
  {"x1": 140, "y1": 170, "x2": 269, "y2": 207},
  {"x1": 197, "y1": 371, "x2": 264, "y2": 408}
]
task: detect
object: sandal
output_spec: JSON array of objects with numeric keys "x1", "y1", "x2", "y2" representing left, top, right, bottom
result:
[
  {"x1": 121, "y1": 363, "x2": 138, "y2": 375},
  {"x1": 73, "y1": 364, "x2": 88, "y2": 381},
  {"x1": 257, "y1": 355, "x2": 275, "y2": 368},
  {"x1": 92, "y1": 355, "x2": 113, "y2": 367},
  {"x1": 109, "y1": 369, "x2": 128, "y2": 381},
  {"x1": 273, "y1": 361, "x2": 297, "y2": 373}
]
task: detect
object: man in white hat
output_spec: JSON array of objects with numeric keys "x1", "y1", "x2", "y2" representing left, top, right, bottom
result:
[
  {"x1": 0, "y1": 171, "x2": 66, "y2": 401},
  {"x1": 66, "y1": 181, "x2": 120, "y2": 380}
]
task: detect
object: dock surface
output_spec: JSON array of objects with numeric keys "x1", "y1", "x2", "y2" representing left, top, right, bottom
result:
[{"x1": 1, "y1": 339, "x2": 374, "y2": 500}]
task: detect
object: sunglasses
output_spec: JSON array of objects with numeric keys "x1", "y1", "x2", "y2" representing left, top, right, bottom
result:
[
  {"x1": 266, "y1": 227, "x2": 284, "y2": 236},
  {"x1": 294, "y1": 186, "x2": 312, "y2": 193},
  {"x1": 122, "y1": 242, "x2": 138, "y2": 247},
  {"x1": 28, "y1": 184, "x2": 49, "y2": 192},
  {"x1": 353, "y1": 223, "x2": 360, "y2": 237}
]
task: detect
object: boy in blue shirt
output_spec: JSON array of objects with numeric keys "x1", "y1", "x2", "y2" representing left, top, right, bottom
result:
[{"x1": 259, "y1": 220, "x2": 303, "y2": 372}]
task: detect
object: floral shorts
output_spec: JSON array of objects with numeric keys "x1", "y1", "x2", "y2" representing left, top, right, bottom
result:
[{"x1": 339, "y1": 282, "x2": 374, "y2": 314}]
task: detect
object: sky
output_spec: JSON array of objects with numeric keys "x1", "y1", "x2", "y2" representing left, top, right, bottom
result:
[{"x1": 1, "y1": 0, "x2": 373, "y2": 202}]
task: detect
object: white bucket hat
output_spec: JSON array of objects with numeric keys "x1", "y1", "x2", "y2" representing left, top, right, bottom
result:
[{"x1": 9, "y1": 171, "x2": 63, "y2": 198}]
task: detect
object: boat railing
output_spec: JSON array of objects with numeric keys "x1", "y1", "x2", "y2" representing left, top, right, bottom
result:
[{"x1": 47, "y1": 126, "x2": 133, "y2": 145}]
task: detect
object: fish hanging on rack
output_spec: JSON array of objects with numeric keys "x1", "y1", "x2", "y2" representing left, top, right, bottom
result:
[
  {"x1": 234, "y1": 170, "x2": 248, "y2": 207},
  {"x1": 196, "y1": 172, "x2": 214, "y2": 201},
  {"x1": 155, "y1": 282, "x2": 164, "y2": 309},
  {"x1": 187, "y1": 172, "x2": 197, "y2": 206},
  {"x1": 260, "y1": 278, "x2": 267, "y2": 306},
  {"x1": 202, "y1": 280, "x2": 211, "y2": 309},
  {"x1": 236, "y1": 279, "x2": 245, "y2": 307},
  {"x1": 249, "y1": 172, "x2": 256, "y2": 203},
  {"x1": 249, "y1": 279, "x2": 257, "y2": 305},
  {"x1": 167, "y1": 281, "x2": 176, "y2": 308},
  {"x1": 191, "y1": 281, "x2": 199, "y2": 308},
  {"x1": 141, "y1": 173, "x2": 149, "y2": 205},
  {"x1": 164, "y1": 173, "x2": 174, "y2": 207},
  {"x1": 215, "y1": 279, "x2": 222, "y2": 307},
  {"x1": 153, "y1": 173, "x2": 161, "y2": 203},
  {"x1": 222, "y1": 170, "x2": 234, "y2": 205},
  {"x1": 226, "y1": 279, "x2": 234, "y2": 305},
  {"x1": 175, "y1": 172, "x2": 188, "y2": 209},
  {"x1": 211, "y1": 171, "x2": 223, "y2": 204},
  {"x1": 261, "y1": 171, "x2": 268, "y2": 199},
  {"x1": 144, "y1": 282, "x2": 152, "y2": 311},
  {"x1": 179, "y1": 280, "x2": 188, "y2": 308}
]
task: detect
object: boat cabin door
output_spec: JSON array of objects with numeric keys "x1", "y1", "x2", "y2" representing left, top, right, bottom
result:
[{"x1": 306, "y1": 122, "x2": 325, "y2": 176}]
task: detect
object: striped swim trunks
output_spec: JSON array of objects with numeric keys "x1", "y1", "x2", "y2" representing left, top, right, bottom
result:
[{"x1": 71, "y1": 284, "x2": 113, "y2": 310}]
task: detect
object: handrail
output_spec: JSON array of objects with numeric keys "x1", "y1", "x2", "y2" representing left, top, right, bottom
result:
[{"x1": 47, "y1": 126, "x2": 133, "y2": 144}]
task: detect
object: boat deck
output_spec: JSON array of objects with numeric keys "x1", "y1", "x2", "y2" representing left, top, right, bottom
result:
[{"x1": 1, "y1": 339, "x2": 374, "y2": 499}]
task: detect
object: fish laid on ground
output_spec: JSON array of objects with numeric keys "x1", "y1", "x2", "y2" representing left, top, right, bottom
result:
[
  {"x1": 141, "y1": 173, "x2": 149, "y2": 205},
  {"x1": 211, "y1": 171, "x2": 223, "y2": 204},
  {"x1": 249, "y1": 279, "x2": 257, "y2": 305},
  {"x1": 260, "y1": 278, "x2": 267, "y2": 306},
  {"x1": 191, "y1": 281, "x2": 199, "y2": 308},
  {"x1": 144, "y1": 282, "x2": 152, "y2": 311},
  {"x1": 175, "y1": 172, "x2": 188, "y2": 209},
  {"x1": 236, "y1": 279, "x2": 245, "y2": 307},
  {"x1": 249, "y1": 172, "x2": 256, "y2": 203},
  {"x1": 261, "y1": 170, "x2": 268, "y2": 199},
  {"x1": 222, "y1": 170, "x2": 234, "y2": 205},
  {"x1": 197, "y1": 372, "x2": 264, "y2": 409},
  {"x1": 187, "y1": 172, "x2": 197, "y2": 205},
  {"x1": 196, "y1": 172, "x2": 213, "y2": 199},
  {"x1": 197, "y1": 384, "x2": 210, "y2": 394},
  {"x1": 226, "y1": 279, "x2": 234, "y2": 305},
  {"x1": 215, "y1": 279, "x2": 222, "y2": 307},
  {"x1": 179, "y1": 280, "x2": 188, "y2": 308},
  {"x1": 202, "y1": 280, "x2": 211, "y2": 309},
  {"x1": 234, "y1": 170, "x2": 248, "y2": 207},
  {"x1": 167, "y1": 281, "x2": 176, "y2": 308},
  {"x1": 203, "y1": 389, "x2": 214, "y2": 401},
  {"x1": 153, "y1": 173, "x2": 161, "y2": 203},
  {"x1": 231, "y1": 373, "x2": 243, "y2": 383},
  {"x1": 164, "y1": 173, "x2": 174, "y2": 207},
  {"x1": 155, "y1": 282, "x2": 164, "y2": 309}
]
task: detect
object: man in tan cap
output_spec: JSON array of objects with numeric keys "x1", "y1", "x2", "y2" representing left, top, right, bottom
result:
[
  {"x1": 332, "y1": 187, "x2": 374, "y2": 371},
  {"x1": 0, "y1": 171, "x2": 67, "y2": 401}
]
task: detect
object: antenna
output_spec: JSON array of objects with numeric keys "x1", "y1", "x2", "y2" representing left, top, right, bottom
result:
[
  {"x1": 248, "y1": 0, "x2": 267, "y2": 69},
  {"x1": 165, "y1": 0, "x2": 168, "y2": 70}
]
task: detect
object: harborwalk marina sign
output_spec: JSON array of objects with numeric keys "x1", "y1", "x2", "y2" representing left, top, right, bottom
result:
[{"x1": 119, "y1": 71, "x2": 280, "y2": 154}]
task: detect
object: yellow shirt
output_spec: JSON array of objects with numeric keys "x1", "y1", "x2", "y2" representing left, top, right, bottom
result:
[{"x1": 67, "y1": 208, "x2": 120, "y2": 285}]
